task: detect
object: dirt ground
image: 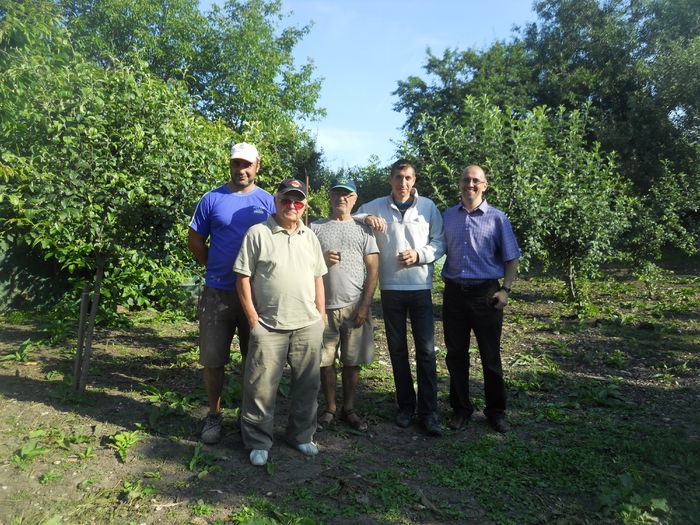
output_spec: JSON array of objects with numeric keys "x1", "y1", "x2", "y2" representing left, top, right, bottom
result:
[{"x1": 1, "y1": 269, "x2": 698, "y2": 524}]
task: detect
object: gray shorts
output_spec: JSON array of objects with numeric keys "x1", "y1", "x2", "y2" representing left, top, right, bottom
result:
[
  {"x1": 198, "y1": 286, "x2": 250, "y2": 368},
  {"x1": 320, "y1": 303, "x2": 375, "y2": 367}
]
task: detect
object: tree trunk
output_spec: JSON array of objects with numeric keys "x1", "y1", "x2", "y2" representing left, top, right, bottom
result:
[
  {"x1": 76, "y1": 261, "x2": 104, "y2": 392},
  {"x1": 566, "y1": 259, "x2": 578, "y2": 303},
  {"x1": 72, "y1": 283, "x2": 91, "y2": 390}
]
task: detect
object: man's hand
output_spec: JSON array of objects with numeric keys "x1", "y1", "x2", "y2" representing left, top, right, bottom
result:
[
  {"x1": 397, "y1": 249, "x2": 418, "y2": 266},
  {"x1": 492, "y1": 289, "x2": 509, "y2": 310},
  {"x1": 324, "y1": 249, "x2": 341, "y2": 267},
  {"x1": 352, "y1": 303, "x2": 370, "y2": 327},
  {"x1": 364, "y1": 215, "x2": 386, "y2": 232}
]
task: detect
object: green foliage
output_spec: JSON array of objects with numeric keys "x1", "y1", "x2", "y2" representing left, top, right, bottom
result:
[
  {"x1": 120, "y1": 479, "x2": 156, "y2": 503},
  {"x1": 39, "y1": 470, "x2": 64, "y2": 484},
  {"x1": 60, "y1": 0, "x2": 326, "y2": 184},
  {"x1": 1, "y1": 0, "x2": 327, "y2": 322},
  {"x1": 597, "y1": 473, "x2": 671, "y2": 524},
  {"x1": 187, "y1": 443, "x2": 222, "y2": 477},
  {"x1": 11, "y1": 440, "x2": 50, "y2": 470},
  {"x1": 1, "y1": 0, "x2": 228, "y2": 316},
  {"x1": 107, "y1": 430, "x2": 141, "y2": 463},
  {"x1": 0, "y1": 338, "x2": 36, "y2": 361},
  {"x1": 406, "y1": 97, "x2": 636, "y2": 303}
]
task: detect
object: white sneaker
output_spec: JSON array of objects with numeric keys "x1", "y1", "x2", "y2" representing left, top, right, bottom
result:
[
  {"x1": 249, "y1": 449, "x2": 269, "y2": 466},
  {"x1": 296, "y1": 442, "x2": 318, "y2": 456}
]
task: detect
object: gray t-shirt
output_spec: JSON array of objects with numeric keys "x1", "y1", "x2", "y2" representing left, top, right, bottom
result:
[{"x1": 310, "y1": 218, "x2": 379, "y2": 309}]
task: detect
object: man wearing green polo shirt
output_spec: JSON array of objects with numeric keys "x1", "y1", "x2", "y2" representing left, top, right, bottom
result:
[{"x1": 234, "y1": 178, "x2": 327, "y2": 466}]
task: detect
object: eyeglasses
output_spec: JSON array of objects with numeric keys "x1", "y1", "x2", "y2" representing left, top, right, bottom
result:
[
  {"x1": 461, "y1": 178, "x2": 486, "y2": 185},
  {"x1": 279, "y1": 198, "x2": 305, "y2": 210}
]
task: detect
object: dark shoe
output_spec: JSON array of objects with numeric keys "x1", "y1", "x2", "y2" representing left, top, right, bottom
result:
[
  {"x1": 420, "y1": 414, "x2": 443, "y2": 437},
  {"x1": 395, "y1": 409, "x2": 414, "y2": 428},
  {"x1": 449, "y1": 413, "x2": 470, "y2": 430},
  {"x1": 201, "y1": 412, "x2": 223, "y2": 444},
  {"x1": 488, "y1": 415, "x2": 510, "y2": 434}
]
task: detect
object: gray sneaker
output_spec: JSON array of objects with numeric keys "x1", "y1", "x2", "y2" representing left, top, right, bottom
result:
[{"x1": 201, "y1": 412, "x2": 223, "y2": 443}]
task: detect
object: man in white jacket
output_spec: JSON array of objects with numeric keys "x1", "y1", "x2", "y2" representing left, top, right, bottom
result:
[{"x1": 358, "y1": 159, "x2": 446, "y2": 435}]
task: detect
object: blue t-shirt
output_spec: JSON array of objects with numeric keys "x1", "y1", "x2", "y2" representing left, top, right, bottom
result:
[{"x1": 189, "y1": 184, "x2": 275, "y2": 290}]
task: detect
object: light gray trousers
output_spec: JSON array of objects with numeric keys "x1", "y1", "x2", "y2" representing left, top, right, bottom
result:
[{"x1": 240, "y1": 319, "x2": 324, "y2": 451}]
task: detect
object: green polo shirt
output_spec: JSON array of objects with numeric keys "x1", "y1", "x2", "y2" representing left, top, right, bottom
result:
[{"x1": 234, "y1": 215, "x2": 327, "y2": 330}]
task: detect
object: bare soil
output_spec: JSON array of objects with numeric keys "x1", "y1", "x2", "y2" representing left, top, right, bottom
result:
[{"x1": 1, "y1": 268, "x2": 698, "y2": 524}]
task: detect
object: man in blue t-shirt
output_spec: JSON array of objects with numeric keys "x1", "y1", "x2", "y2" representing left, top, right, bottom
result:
[{"x1": 188, "y1": 142, "x2": 275, "y2": 444}]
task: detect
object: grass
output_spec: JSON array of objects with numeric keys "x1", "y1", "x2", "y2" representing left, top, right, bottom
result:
[{"x1": 0, "y1": 266, "x2": 698, "y2": 524}]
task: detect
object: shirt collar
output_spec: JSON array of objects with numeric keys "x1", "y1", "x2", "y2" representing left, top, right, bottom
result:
[
  {"x1": 459, "y1": 199, "x2": 489, "y2": 214},
  {"x1": 387, "y1": 188, "x2": 420, "y2": 208},
  {"x1": 268, "y1": 215, "x2": 306, "y2": 235}
]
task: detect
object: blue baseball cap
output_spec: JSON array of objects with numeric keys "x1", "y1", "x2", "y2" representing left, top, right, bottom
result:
[{"x1": 330, "y1": 177, "x2": 357, "y2": 192}]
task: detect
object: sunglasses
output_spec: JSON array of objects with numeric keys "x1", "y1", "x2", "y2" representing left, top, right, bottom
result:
[{"x1": 280, "y1": 198, "x2": 305, "y2": 210}]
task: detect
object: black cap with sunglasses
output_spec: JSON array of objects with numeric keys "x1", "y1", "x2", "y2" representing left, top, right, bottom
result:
[{"x1": 276, "y1": 178, "x2": 307, "y2": 199}]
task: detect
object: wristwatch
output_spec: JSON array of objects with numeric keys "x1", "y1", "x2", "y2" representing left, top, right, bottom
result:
[{"x1": 499, "y1": 286, "x2": 512, "y2": 293}]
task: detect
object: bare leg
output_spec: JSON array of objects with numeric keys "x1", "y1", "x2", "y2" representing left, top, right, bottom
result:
[
  {"x1": 204, "y1": 366, "x2": 225, "y2": 412},
  {"x1": 341, "y1": 366, "x2": 367, "y2": 431},
  {"x1": 318, "y1": 365, "x2": 337, "y2": 427}
]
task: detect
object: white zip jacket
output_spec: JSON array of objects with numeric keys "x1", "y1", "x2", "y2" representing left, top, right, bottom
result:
[{"x1": 357, "y1": 190, "x2": 446, "y2": 291}]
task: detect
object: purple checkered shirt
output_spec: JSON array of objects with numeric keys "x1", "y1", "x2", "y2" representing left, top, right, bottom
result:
[{"x1": 442, "y1": 200, "x2": 521, "y2": 281}]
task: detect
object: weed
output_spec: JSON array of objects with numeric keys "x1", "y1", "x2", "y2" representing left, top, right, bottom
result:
[
  {"x1": 120, "y1": 479, "x2": 156, "y2": 503},
  {"x1": 0, "y1": 339, "x2": 37, "y2": 362},
  {"x1": 596, "y1": 472, "x2": 671, "y2": 523},
  {"x1": 78, "y1": 446, "x2": 95, "y2": 460},
  {"x1": 11, "y1": 440, "x2": 50, "y2": 470},
  {"x1": 39, "y1": 470, "x2": 64, "y2": 484},
  {"x1": 187, "y1": 443, "x2": 222, "y2": 477},
  {"x1": 576, "y1": 382, "x2": 625, "y2": 407},
  {"x1": 142, "y1": 385, "x2": 195, "y2": 413},
  {"x1": 77, "y1": 474, "x2": 100, "y2": 490},
  {"x1": 107, "y1": 430, "x2": 141, "y2": 463},
  {"x1": 605, "y1": 349, "x2": 627, "y2": 368},
  {"x1": 191, "y1": 501, "x2": 214, "y2": 516}
]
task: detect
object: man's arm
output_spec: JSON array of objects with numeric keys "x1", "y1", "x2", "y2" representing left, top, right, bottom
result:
[
  {"x1": 493, "y1": 258, "x2": 519, "y2": 310},
  {"x1": 314, "y1": 276, "x2": 326, "y2": 322},
  {"x1": 352, "y1": 253, "x2": 379, "y2": 327},
  {"x1": 354, "y1": 203, "x2": 387, "y2": 232},
  {"x1": 414, "y1": 202, "x2": 446, "y2": 264},
  {"x1": 187, "y1": 228, "x2": 208, "y2": 266},
  {"x1": 235, "y1": 274, "x2": 259, "y2": 328}
]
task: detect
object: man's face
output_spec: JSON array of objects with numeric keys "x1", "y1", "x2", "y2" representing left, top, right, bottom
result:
[
  {"x1": 459, "y1": 167, "x2": 488, "y2": 206},
  {"x1": 388, "y1": 167, "x2": 416, "y2": 202},
  {"x1": 229, "y1": 158, "x2": 259, "y2": 190},
  {"x1": 329, "y1": 188, "x2": 357, "y2": 215},
  {"x1": 275, "y1": 192, "x2": 306, "y2": 222}
]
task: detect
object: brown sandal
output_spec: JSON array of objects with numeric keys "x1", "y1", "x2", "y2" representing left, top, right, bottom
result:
[
  {"x1": 316, "y1": 409, "x2": 336, "y2": 432},
  {"x1": 340, "y1": 407, "x2": 368, "y2": 433}
]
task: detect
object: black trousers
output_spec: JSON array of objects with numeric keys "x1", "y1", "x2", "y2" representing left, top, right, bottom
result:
[
  {"x1": 380, "y1": 289, "x2": 438, "y2": 417},
  {"x1": 442, "y1": 279, "x2": 506, "y2": 418}
]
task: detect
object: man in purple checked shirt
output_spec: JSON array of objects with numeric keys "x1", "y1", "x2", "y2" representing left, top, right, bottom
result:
[{"x1": 442, "y1": 165, "x2": 521, "y2": 434}]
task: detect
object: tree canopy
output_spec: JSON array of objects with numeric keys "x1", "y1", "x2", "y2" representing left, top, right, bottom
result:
[
  {"x1": 394, "y1": 0, "x2": 699, "y2": 188},
  {"x1": 0, "y1": 0, "x2": 325, "y2": 315}
]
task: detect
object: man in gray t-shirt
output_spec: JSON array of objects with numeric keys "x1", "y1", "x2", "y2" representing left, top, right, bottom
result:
[{"x1": 310, "y1": 178, "x2": 379, "y2": 432}]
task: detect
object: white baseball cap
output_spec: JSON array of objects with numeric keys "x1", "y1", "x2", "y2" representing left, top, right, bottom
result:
[{"x1": 230, "y1": 142, "x2": 259, "y2": 163}]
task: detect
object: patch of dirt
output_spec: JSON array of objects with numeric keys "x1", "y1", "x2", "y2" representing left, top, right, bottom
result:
[{"x1": 1, "y1": 268, "x2": 698, "y2": 524}]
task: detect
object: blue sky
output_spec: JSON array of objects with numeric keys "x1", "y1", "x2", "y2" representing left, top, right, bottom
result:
[{"x1": 202, "y1": 1, "x2": 537, "y2": 169}]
